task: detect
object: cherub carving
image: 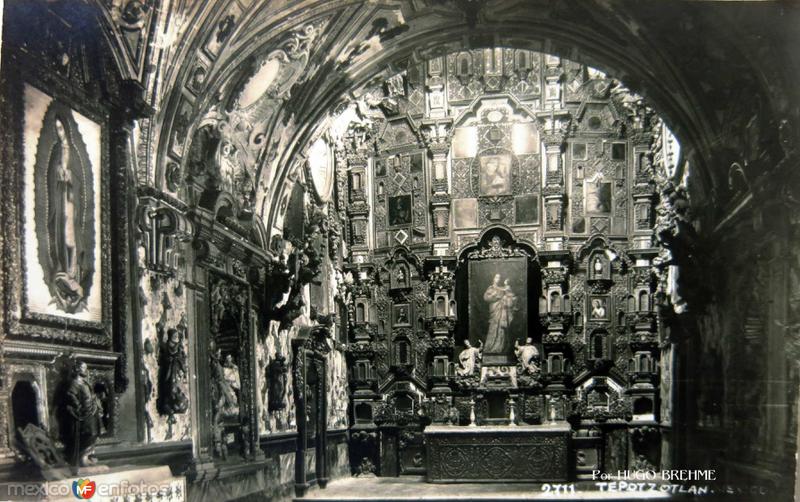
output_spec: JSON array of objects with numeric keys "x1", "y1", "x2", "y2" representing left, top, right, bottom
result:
[
  {"x1": 514, "y1": 337, "x2": 540, "y2": 375},
  {"x1": 456, "y1": 340, "x2": 482, "y2": 376}
]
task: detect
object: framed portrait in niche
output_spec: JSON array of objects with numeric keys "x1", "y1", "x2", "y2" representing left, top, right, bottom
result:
[
  {"x1": 375, "y1": 158, "x2": 386, "y2": 177},
  {"x1": 391, "y1": 265, "x2": 410, "y2": 289},
  {"x1": 185, "y1": 56, "x2": 210, "y2": 96},
  {"x1": 452, "y1": 198, "x2": 478, "y2": 229},
  {"x1": 410, "y1": 152, "x2": 424, "y2": 172},
  {"x1": 572, "y1": 216, "x2": 586, "y2": 234},
  {"x1": 611, "y1": 142, "x2": 626, "y2": 161},
  {"x1": 387, "y1": 194, "x2": 412, "y2": 227},
  {"x1": 19, "y1": 83, "x2": 111, "y2": 339},
  {"x1": 393, "y1": 304, "x2": 411, "y2": 327},
  {"x1": 586, "y1": 179, "x2": 612, "y2": 213},
  {"x1": 515, "y1": 195, "x2": 539, "y2": 224},
  {"x1": 478, "y1": 153, "x2": 512, "y2": 196},
  {"x1": 572, "y1": 142, "x2": 587, "y2": 160},
  {"x1": 589, "y1": 296, "x2": 609, "y2": 321},
  {"x1": 468, "y1": 258, "x2": 528, "y2": 364}
]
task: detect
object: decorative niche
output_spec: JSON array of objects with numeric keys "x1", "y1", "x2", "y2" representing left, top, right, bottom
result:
[{"x1": 457, "y1": 226, "x2": 541, "y2": 366}]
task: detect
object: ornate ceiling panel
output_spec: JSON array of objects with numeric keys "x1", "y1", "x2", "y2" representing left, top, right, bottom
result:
[{"x1": 137, "y1": 0, "x2": 799, "y2": 235}]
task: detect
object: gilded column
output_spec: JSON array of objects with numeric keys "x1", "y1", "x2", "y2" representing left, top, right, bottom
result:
[
  {"x1": 537, "y1": 110, "x2": 571, "y2": 249},
  {"x1": 421, "y1": 119, "x2": 453, "y2": 249}
]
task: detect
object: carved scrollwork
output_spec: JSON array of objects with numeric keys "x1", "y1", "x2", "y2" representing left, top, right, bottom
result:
[
  {"x1": 542, "y1": 268, "x2": 567, "y2": 286},
  {"x1": 429, "y1": 336, "x2": 454, "y2": 354},
  {"x1": 421, "y1": 119, "x2": 453, "y2": 154},
  {"x1": 373, "y1": 396, "x2": 419, "y2": 427},
  {"x1": 653, "y1": 182, "x2": 709, "y2": 314},
  {"x1": 539, "y1": 312, "x2": 573, "y2": 331},
  {"x1": 542, "y1": 332, "x2": 570, "y2": 344},
  {"x1": 344, "y1": 340, "x2": 379, "y2": 359},
  {"x1": 428, "y1": 269, "x2": 455, "y2": 292},
  {"x1": 138, "y1": 199, "x2": 193, "y2": 276},
  {"x1": 467, "y1": 235, "x2": 530, "y2": 260},
  {"x1": 628, "y1": 330, "x2": 658, "y2": 349},
  {"x1": 428, "y1": 317, "x2": 456, "y2": 333},
  {"x1": 233, "y1": 23, "x2": 320, "y2": 109}
]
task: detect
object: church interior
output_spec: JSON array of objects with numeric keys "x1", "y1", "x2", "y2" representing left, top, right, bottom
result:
[{"x1": 0, "y1": 0, "x2": 799, "y2": 500}]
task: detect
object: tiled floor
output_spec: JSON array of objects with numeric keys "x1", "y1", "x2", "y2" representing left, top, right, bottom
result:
[{"x1": 297, "y1": 476, "x2": 673, "y2": 501}]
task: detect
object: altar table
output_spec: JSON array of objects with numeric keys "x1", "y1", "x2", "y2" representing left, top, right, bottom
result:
[{"x1": 424, "y1": 424, "x2": 570, "y2": 483}]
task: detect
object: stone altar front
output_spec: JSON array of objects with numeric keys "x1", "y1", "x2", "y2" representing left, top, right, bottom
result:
[{"x1": 424, "y1": 424, "x2": 570, "y2": 483}]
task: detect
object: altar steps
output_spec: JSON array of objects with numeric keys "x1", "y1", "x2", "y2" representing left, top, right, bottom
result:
[{"x1": 295, "y1": 476, "x2": 691, "y2": 501}]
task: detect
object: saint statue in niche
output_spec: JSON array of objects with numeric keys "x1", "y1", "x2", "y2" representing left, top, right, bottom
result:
[
  {"x1": 34, "y1": 106, "x2": 96, "y2": 314},
  {"x1": 267, "y1": 354, "x2": 289, "y2": 412},
  {"x1": 456, "y1": 340, "x2": 483, "y2": 376},
  {"x1": 483, "y1": 274, "x2": 519, "y2": 354},
  {"x1": 217, "y1": 141, "x2": 238, "y2": 193},
  {"x1": 209, "y1": 345, "x2": 227, "y2": 459},
  {"x1": 593, "y1": 256, "x2": 604, "y2": 277},
  {"x1": 221, "y1": 354, "x2": 241, "y2": 416},
  {"x1": 394, "y1": 267, "x2": 407, "y2": 288},
  {"x1": 156, "y1": 328, "x2": 189, "y2": 417},
  {"x1": 64, "y1": 360, "x2": 101, "y2": 466}
]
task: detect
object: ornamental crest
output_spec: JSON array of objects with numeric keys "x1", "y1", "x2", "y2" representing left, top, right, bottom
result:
[{"x1": 467, "y1": 236, "x2": 530, "y2": 260}]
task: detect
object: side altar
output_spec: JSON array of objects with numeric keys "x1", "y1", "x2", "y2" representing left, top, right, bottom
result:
[{"x1": 424, "y1": 424, "x2": 570, "y2": 482}]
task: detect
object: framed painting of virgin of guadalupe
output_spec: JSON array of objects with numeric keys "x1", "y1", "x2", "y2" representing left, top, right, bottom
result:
[
  {"x1": 20, "y1": 83, "x2": 110, "y2": 334},
  {"x1": 468, "y1": 257, "x2": 528, "y2": 365}
]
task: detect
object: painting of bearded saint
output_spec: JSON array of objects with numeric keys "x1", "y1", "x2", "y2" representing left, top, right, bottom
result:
[
  {"x1": 32, "y1": 100, "x2": 96, "y2": 315},
  {"x1": 469, "y1": 258, "x2": 528, "y2": 364}
]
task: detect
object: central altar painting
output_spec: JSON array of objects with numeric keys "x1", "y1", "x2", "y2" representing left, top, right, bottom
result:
[{"x1": 468, "y1": 257, "x2": 528, "y2": 365}]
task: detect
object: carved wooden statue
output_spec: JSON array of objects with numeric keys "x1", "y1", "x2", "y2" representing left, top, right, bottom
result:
[
  {"x1": 64, "y1": 360, "x2": 102, "y2": 467},
  {"x1": 221, "y1": 354, "x2": 241, "y2": 417},
  {"x1": 456, "y1": 340, "x2": 482, "y2": 376},
  {"x1": 514, "y1": 338, "x2": 540, "y2": 375},
  {"x1": 209, "y1": 345, "x2": 228, "y2": 459},
  {"x1": 267, "y1": 354, "x2": 289, "y2": 412},
  {"x1": 157, "y1": 328, "x2": 189, "y2": 417}
]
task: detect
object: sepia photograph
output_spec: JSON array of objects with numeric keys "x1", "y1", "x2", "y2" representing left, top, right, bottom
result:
[{"x1": 0, "y1": 0, "x2": 798, "y2": 501}]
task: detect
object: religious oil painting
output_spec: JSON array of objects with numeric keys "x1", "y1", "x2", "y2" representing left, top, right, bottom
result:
[
  {"x1": 388, "y1": 194, "x2": 412, "y2": 227},
  {"x1": 586, "y1": 180, "x2": 612, "y2": 213},
  {"x1": 452, "y1": 198, "x2": 478, "y2": 229},
  {"x1": 410, "y1": 152, "x2": 424, "y2": 172},
  {"x1": 468, "y1": 258, "x2": 528, "y2": 364},
  {"x1": 393, "y1": 304, "x2": 411, "y2": 327},
  {"x1": 478, "y1": 153, "x2": 512, "y2": 196},
  {"x1": 589, "y1": 296, "x2": 609, "y2": 321},
  {"x1": 23, "y1": 84, "x2": 103, "y2": 322},
  {"x1": 515, "y1": 194, "x2": 539, "y2": 224},
  {"x1": 375, "y1": 158, "x2": 386, "y2": 176}
]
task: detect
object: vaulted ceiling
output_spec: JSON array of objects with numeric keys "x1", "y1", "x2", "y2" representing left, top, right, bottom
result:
[{"x1": 128, "y1": 0, "x2": 799, "y2": 236}]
